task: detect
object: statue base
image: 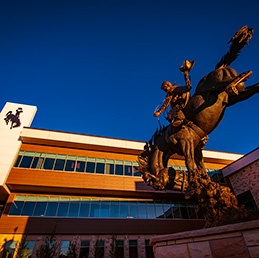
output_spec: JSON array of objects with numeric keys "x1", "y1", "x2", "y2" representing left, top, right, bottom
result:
[{"x1": 150, "y1": 219, "x2": 259, "y2": 258}]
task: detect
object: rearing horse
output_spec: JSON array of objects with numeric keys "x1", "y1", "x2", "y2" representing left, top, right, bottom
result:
[{"x1": 138, "y1": 26, "x2": 259, "y2": 195}]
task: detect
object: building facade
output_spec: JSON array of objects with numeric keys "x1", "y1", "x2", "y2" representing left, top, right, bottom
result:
[{"x1": 0, "y1": 103, "x2": 248, "y2": 258}]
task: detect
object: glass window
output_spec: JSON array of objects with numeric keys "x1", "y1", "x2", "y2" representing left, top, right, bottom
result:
[
  {"x1": 119, "y1": 202, "x2": 128, "y2": 218},
  {"x1": 100, "y1": 201, "x2": 110, "y2": 217},
  {"x1": 172, "y1": 203, "x2": 181, "y2": 218},
  {"x1": 129, "y1": 240, "x2": 138, "y2": 258},
  {"x1": 14, "y1": 154, "x2": 23, "y2": 167},
  {"x1": 116, "y1": 240, "x2": 124, "y2": 258},
  {"x1": 145, "y1": 240, "x2": 154, "y2": 258},
  {"x1": 68, "y1": 198, "x2": 80, "y2": 217},
  {"x1": 33, "y1": 197, "x2": 48, "y2": 216},
  {"x1": 180, "y1": 203, "x2": 189, "y2": 219},
  {"x1": 90, "y1": 201, "x2": 100, "y2": 217},
  {"x1": 59, "y1": 241, "x2": 70, "y2": 258},
  {"x1": 65, "y1": 156, "x2": 76, "y2": 172},
  {"x1": 54, "y1": 155, "x2": 66, "y2": 171},
  {"x1": 95, "y1": 240, "x2": 104, "y2": 258},
  {"x1": 21, "y1": 196, "x2": 36, "y2": 216},
  {"x1": 31, "y1": 157, "x2": 39, "y2": 169},
  {"x1": 187, "y1": 203, "x2": 197, "y2": 219},
  {"x1": 76, "y1": 157, "x2": 86, "y2": 173},
  {"x1": 9, "y1": 200, "x2": 24, "y2": 216},
  {"x1": 115, "y1": 164, "x2": 123, "y2": 175},
  {"x1": 105, "y1": 163, "x2": 114, "y2": 175},
  {"x1": 20, "y1": 241, "x2": 35, "y2": 258},
  {"x1": 124, "y1": 165, "x2": 132, "y2": 176},
  {"x1": 110, "y1": 202, "x2": 119, "y2": 218},
  {"x1": 45, "y1": 197, "x2": 59, "y2": 217},
  {"x1": 80, "y1": 241, "x2": 90, "y2": 258},
  {"x1": 138, "y1": 202, "x2": 147, "y2": 218},
  {"x1": 35, "y1": 154, "x2": 45, "y2": 169},
  {"x1": 163, "y1": 203, "x2": 173, "y2": 218},
  {"x1": 96, "y1": 163, "x2": 105, "y2": 174},
  {"x1": 133, "y1": 163, "x2": 141, "y2": 177},
  {"x1": 19, "y1": 155, "x2": 33, "y2": 168},
  {"x1": 155, "y1": 203, "x2": 164, "y2": 218},
  {"x1": 43, "y1": 154, "x2": 56, "y2": 170},
  {"x1": 57, "y1": 198, "x2": 69, "y2": 217},
  {"x1": 3, "y1": 241, "x2": 17, "y2": 258},
  {"x1": 129, "y1": 204, "x2": 138, "y2": 218},
  {"x1": 146, "y1": 203, "x2": 156, "y2": 219},
  {"x1": 86, "y1": 162, "x2": 95, "y2": 173},
  {"x1": 79, "y1": 200, "x2": 90, "y2": 217}
]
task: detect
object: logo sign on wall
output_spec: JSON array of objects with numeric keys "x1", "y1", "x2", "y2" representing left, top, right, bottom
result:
[{"x1": 4, "y1": 107, "x2": 23, "y2": 129}]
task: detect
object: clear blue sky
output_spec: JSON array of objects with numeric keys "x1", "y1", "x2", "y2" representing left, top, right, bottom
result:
[{"x1": 1, "y1": 0, "x2": 258, "y2": 154}]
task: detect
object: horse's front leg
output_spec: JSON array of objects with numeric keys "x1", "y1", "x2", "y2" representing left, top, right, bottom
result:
[{"x1": 228, "y1": 83, "x2": 259, "y2": 106}]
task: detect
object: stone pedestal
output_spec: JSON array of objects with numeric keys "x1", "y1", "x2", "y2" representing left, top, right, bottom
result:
[{"x1": 150, "y1": 219, "x2": 259, "y2": 258}]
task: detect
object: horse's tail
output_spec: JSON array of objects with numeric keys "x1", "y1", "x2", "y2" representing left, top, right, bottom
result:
[{"x1": 216, "y1": 26, "x2": 253, "y2": 69}]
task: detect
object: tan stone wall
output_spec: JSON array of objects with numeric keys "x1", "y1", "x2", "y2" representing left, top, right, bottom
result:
[
  {"x1": 228, "y1": 159, "x2": 259, "y2": 207},
  {"x1": 151, "y1": 220, "x2": 259, "y2": 258}
]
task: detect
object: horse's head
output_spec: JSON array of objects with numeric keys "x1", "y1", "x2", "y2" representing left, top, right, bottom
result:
[{"x1": 196, "y1": 68, "x2": 247, "y2": 94}]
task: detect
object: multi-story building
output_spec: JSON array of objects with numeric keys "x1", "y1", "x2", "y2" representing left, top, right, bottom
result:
[{"x1": 0, "y1": 102, "x2": 254, "y2": 258}]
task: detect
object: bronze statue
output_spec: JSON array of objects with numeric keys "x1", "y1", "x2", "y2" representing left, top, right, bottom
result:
[
  {"x1": 154, "y1": 60, "x2": 194, "y2": 127},
  {"x1": 138, "y1": 26, "x2": 259, "y2": 227}
]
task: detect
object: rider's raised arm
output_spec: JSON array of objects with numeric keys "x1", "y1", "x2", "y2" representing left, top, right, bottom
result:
[{"x1": 154, "y1": 96, "x2": 172, "y2": 117}]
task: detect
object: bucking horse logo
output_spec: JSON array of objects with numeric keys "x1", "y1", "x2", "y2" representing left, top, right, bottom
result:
[{"x1": 4, "y1": 107, "x2": 23, "y2": 129}]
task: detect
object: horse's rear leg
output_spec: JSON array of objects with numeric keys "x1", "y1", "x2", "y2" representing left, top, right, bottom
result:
[{"x1": 178, "y1": 139, "x2": 195, "y2": 182}]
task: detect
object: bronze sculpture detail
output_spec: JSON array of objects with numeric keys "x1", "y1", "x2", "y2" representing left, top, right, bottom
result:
[{"x1": 138, "y1": 26, "x2": 259, "y2": 227}]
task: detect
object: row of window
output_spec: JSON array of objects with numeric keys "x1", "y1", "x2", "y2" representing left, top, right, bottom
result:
[
  {"x1": 14, "y1": 151, "x2": 141, "y2": 177},
  {"x1": 9, "y1": 195, "x2": 202, "y2": 220},
  {"x1": 2, "y1": 239, "x2": 153, "y2": 258},
  {"x1": 14, "y1": 151, "x2": 225, "y2": 182}
]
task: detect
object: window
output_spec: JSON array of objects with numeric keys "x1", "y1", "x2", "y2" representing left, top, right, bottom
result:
[
  {"x1": 54, "y1": 155, "x2": 66, "y2": 171},
  {"x1": 86, "y1": 158, "x2": 95, "y2": 173},
  {"x1": 59, "y1": 241, "x2": 70, "y2": 258},
  {"x1": 94, "y1": 240, "x2": 104, "y2": 258},
  {"x1": 57, "y1": 197, "x2": 69, "y2": 217},
  {"x1": 43, "y1": 154, "x2": 56, "y2": 170},
  {"x1": 2, "y1": 241, "x2": 17, "y2": 258},
  {"x1": 76, "y1": 157, "x2": 86, "y2": 172},
  {"x1": 90, "y1": 200, "x2": 100, "y2": 217},
  {"x1": 116, "y1": 240, "x2": 124, "y2": 258},
  {"x1": 80, "y1": 241, "x2": 90, "y2": 258},
  {"x1": 65, "y1": 156, "x2": 76, "y2": 172},
  {"x1": 9, "y1": 195, "x2": 26, "y2": 215},
  {"x1": 45, "y1": 197, "x2": 59, "y2": 217},
  {"x1": 79, "y1": 200, "x2": 90, "y2": 217},
  {"x1": 115, "y1": 161, "x2": 123, "y2": 175},
  {"x1": 138, "y1": 202, "x2": 147, "y2": 218},
  {"x1": 21, "y1": 196, "x2": 36, "y2": 216},
  {"x1": 145, "y1": 240, "x2": 154, "y2": 258},
  {"x1": 19, "y1": 241, "x2": 35, "y2": 258},
  {"x1": 33, "y1": 196, "x2": 48, "y2": 216},
  {"x1": 129, "y1": 240, "x2": 138, "y2": 258},
  {"x1": 237, "y1": 191, "x2": 258, "y2": 210},
  {"x1": 19, "y1": 152, "x2": 34, "y2": 168},
  {"x1": 8, "y1": 195, "x2": 199, "y2": 219},
  {"x1": 68, "y1": 198, "x2": 80, "y2": 217},
  {"x1": 155, "y1": 202, "x2": 164, "y2": 218}
]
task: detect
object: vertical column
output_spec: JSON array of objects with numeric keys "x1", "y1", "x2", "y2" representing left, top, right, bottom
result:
[
  {"x1": 138, "y1": 236, "x2": 146, "y2": 258},
  {"x1": 124, "y1": 236, "x2": 129, "y2": 258}
]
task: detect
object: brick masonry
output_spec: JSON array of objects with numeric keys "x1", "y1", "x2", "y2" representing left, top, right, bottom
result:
[{"x1": 229, "y1": 159, "x2": 259, "y2": 207}]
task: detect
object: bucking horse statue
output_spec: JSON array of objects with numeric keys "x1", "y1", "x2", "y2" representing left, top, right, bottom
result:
[{"x1": 138, "y1": 26, "x2": 259, "y2": 227}]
